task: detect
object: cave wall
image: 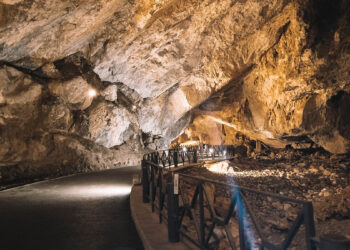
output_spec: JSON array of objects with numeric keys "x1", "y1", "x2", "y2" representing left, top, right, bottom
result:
[
  {"x1": 172, "y1": 0, "x2": 350, "y2": 154},
  {"x1": 0, "y1": 0, "x2": 350, "y2": 183},
  {"x1": 0, "y1": 58, "x2": 144, "y2": 184}
]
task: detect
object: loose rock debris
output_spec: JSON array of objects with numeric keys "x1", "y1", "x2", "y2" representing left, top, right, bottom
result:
[{"x1": 178, "y1": 149, "x2": 350, "y2": 249}]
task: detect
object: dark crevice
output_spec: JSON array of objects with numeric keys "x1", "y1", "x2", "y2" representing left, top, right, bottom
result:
[
  {"x1": 0, "y1": 61, "x2": 51, "y2": 83},
  {"x1": 311, "y1": 0, "x2": 342, "y2": 47},
  {"x1": 53, "y1": 52, "x2": 104, "y2": 90},
  {"x1": 302, "y1": 0, "x2": 347, "y2": 54},
  {"x1": 327, "y1": 90, "x2": 347, "y2": 107},
  {"x1": 1, "y1": 52, "x2": 104, "y2": 91},
  {"x1": 281, "y1": 135, "x2": 314, "y2": 142}
]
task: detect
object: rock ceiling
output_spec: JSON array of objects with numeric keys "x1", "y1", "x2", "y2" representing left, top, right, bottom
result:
[{"x1": 0, "y1": 0, "x2": 349, "y2": 181}]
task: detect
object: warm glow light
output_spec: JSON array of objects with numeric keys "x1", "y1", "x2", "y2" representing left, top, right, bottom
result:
[
  {"x1": 206, "y1": 161, "x2": 280, "y2": 177},
  {"x1": 88, "y1": 89, "x2": 97, "y2": 97},
  {"x1": 180, "y1": 140, "x2": 200, "y2": 147},
  {"x1": 208, "y1": 116, "x2": 275, "y2": 139},
  {"x1": 206, "y1": 160, "x2": 259, "y2": 246},
  {"x1": 208, "y1": 116, "x2": 238, "y2": 130},
  {"x1": 60, "y1": 185, "x2": 132, "y2": 198},
  {"x1": 206, "y1": 161, "x2": 230, "y2": 173},
  {"x1": 259, "y1": 130, "x2": 274, "y2": 139}
]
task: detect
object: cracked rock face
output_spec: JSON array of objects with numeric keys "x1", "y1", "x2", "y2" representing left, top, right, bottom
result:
[
  {"x1": 0, "y1": 0, "x2": 350, "y2": 184},
  {"x1": 89, "y1": 102, "x2": 137, "y2": 148}
]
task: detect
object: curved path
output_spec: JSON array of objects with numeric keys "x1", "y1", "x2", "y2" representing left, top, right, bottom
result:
[{"x1": 0, "y1": 166, "x2": 144, "y2": 250}]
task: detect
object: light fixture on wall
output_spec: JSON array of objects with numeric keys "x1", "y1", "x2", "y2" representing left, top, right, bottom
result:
[{"x1": 88, "y1": 89, "x2": 97, "y2": 97}]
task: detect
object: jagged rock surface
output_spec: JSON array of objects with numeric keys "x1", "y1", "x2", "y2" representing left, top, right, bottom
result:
[
  {"x1": 0, "y1": 0, "x2": 350, "y2": 183},
  {"x1": 0, "y1": 64, "x2": 143, "y2": 185}
]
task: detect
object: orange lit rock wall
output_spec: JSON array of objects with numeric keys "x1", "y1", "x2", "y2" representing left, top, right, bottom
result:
[{"x1": 0, "y1": 0, "x2": 349, "y2": 182}]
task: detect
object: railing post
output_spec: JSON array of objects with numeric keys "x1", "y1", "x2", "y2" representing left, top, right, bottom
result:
[
  {"x1": 174, "y1": 150, "x2": 178, "y2": 167},
  {"x1": 194, "y1": 150, "x2": 198, "y2": 163},
  {"x1": 167, "y1": 173, "x2": 179, "y2": 242},
  {"x1": 151, "y1": 166, "x2": 156, "y2": 212},
  {"x1": 159, "y1": 168, "x2": 163, "y2": 223},
  {"x1": 156, "y1": 151, "x2": 160, "y2": 164},
  {"x1": 304, "y1": 202, "x2": 317, "y2": 250},
  {"x1": 142, "y1": 159, "x2": 150, "y2": 203},
  {"x1": 199, "y1": 182, "x2": 205, "y2": 248}
]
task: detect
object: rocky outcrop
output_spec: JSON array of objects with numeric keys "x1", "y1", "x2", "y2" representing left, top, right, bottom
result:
[
  {"x1": 0, "y1": 0, "x2": 350, "y2": 183},
  {"x1": 171, "y1": 0, "x2": 350, "y2": 154},
  {"x1": 0, "y1": 63, "x2": 143, "y2": 185}
]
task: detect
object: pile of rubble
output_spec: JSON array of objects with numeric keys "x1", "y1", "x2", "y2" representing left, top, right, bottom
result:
[{"x1": 178, "y1": 148, "x2": 350, "y2": 248}]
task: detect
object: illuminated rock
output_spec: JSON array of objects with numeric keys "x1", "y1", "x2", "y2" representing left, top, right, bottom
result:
[
  {"x1": 89, "y1": 101, "x2": 137, "y2": 148},
  {"x1": 0, "y1": 0, "x2": 350, "y2": 184},
  {"x1": 48, "y1": 77, "x2": 94, "y2": 110},
  {"x1": 101, "y1": 85, "x2": 118, "y2": 102}
]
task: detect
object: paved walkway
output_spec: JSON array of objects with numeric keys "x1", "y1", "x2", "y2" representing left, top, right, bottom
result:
[
  {"x1": 0, "y1": 167, "x2": 144, "y2": 250},
  {"x1": 130, "y1": 186, "x2": 192, "y2": 250}
]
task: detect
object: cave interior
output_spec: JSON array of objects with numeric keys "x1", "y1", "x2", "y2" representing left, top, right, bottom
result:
[{"x1": 0, "y1": 0, "x2": 349, "y2": 248}]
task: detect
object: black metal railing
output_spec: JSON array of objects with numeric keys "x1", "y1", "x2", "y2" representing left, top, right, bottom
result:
[
  {"x1": 143, "y1": 145, "x2": 235, "y2": 169},
  {"x1": 141, "y1": 146, "x2": 321, "y2": 250},
  {"x1": 176, "y1": 174, "x2": 316, "y2": 250}
]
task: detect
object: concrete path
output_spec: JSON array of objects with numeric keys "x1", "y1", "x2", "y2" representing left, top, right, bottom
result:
[
  {"x1": 0, "y1": 167, "x2": 144, "y2": 250},
  {"x1": 130, "y1": 186, "x2": 192, "y2": 250}
]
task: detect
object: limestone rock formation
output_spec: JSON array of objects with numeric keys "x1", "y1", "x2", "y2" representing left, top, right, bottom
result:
[
  {"x1": 0, "y1": 0, "x2": 350, "y2": 184},
  {"x1": 48, "y1": 77, "x2": 95, "y2": 110},
  {"x1": 89, "y1": 101, "x2": 138, "y2": 148}
]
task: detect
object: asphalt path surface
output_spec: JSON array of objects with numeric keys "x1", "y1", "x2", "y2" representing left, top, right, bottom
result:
[{"x1": 0, "y1": 166, "x2": 144, "y2": 250}]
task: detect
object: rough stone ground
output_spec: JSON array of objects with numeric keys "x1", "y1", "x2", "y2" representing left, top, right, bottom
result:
[{"x1": 178, "y1": 149, "x2": 350, "y2": 249}]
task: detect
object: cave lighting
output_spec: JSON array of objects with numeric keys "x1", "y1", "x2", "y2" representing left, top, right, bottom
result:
[
  {"x1": 206, "y1": 161, "x2": 281, "y2": 177},
  {"x1": 59, "y1": 184, "x2": 132, "y2": 198},
  {"x1": 209, "y1": 116, "x2": 275, "y2": 139},
  {"x1": 206, "y1": 160, "x2": 257, "y2": 246},
  {"x1": 88, "y1": 89, "x2": 97, "y2": 97},
  {"x1": 208, "y1": 116, "x2": 238, "y2": 130},
  {"x1": 179, "y1": 140, "x2": 200, "y2": 147},
  {"x1": 206, "y1": 161, "x2": 231, "y2": 175}
]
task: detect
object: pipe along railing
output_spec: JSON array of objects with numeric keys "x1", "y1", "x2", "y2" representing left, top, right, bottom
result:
[{"x1": 141, "y1": 146, "x2": 345, "y2": 250}]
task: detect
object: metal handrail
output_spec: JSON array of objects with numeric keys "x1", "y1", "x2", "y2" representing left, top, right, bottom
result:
[
  {"x1": 177, "y1": 174, "x2": 316, "y2": 250},
  {"x1": 143, "y1": 145, "x2": 235, "y2": 168},
  {"x1": 141, "y1": 146, "x2": 317, "y2": 250},
  {"x1": 178, "y1": 173, "x2": 310, "y2": 205}
]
